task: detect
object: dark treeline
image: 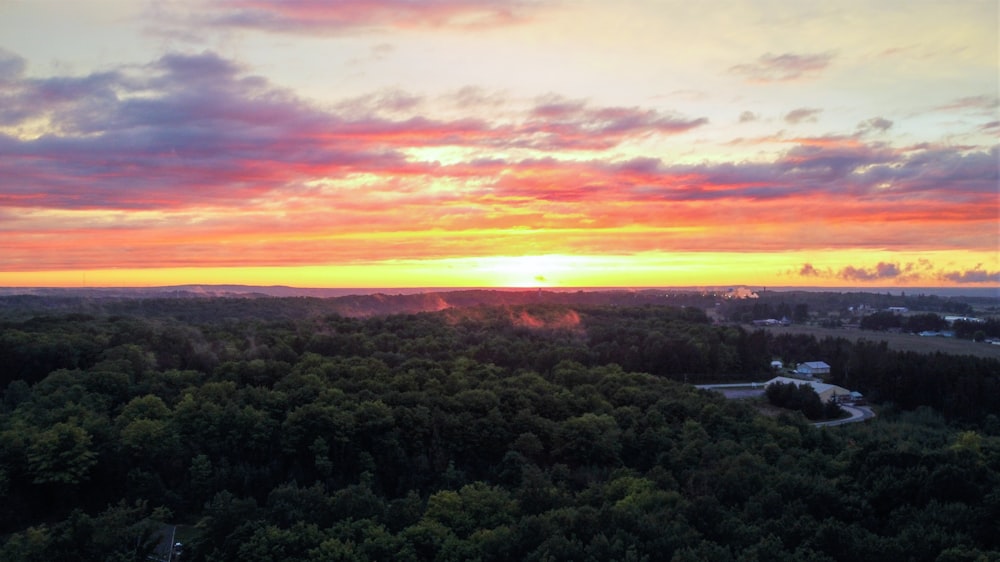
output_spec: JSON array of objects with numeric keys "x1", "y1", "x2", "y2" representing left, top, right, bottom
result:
[
  {"x1": 1, "y1": 299, "x2": 998, "y2": 561},
  {"x1": 858, "y1": 312, "x2": 1000, "y2": 339},
  {"x1": 723, "y1": 291, "x2": 985, "y2": 320},
  {"x1": 0, "y1": 290, "x2": 722, "y2": 324},
  {"x1": 723, "y1": 291, "x2": 999, "y2": 336}
]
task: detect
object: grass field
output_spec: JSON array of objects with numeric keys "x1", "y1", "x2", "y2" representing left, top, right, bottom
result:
[{"x1": 760, "y1": 325, "x2": 1000, "y2": 360}]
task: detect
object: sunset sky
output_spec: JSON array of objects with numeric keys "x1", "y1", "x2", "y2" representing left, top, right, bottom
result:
[{"x1": 1, "y1": 0, "x2": 997, "y2": 289}]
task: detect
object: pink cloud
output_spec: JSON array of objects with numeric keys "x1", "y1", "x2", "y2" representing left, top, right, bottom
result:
[{"x1": 518, "y1": 96, "x2": 708, "y2": 149}]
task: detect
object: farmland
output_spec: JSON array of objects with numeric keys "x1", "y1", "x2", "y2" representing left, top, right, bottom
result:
[{"x1": 759, "y1": 324, "x2": 1000, "y2": 359}]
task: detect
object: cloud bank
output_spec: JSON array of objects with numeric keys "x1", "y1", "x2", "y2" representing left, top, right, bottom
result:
[{"x1": 0, "y1": 48, "x2": 996, "y2": 283}]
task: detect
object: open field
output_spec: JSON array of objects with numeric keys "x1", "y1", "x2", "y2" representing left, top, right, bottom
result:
[{"x1": 760, "y1": 324, "x2": 1000, "y2": 359}]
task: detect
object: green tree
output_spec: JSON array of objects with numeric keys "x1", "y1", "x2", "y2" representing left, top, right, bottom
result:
[
  {"x1": 189, "y1": 453, "x2": 215, "y2": 500},
  {"x1": 115, "y1": 395, "x2": 171, "y2": 427},
  {"x1": 554, "y1": 413, "x2": 622, "y2": 466},
  {"x1": 26, "y1": 422, "x2": 97, "y2": 485},
  {"x1": 120, "y1": 418, "x2": 180, "y2": 462},
  {"x1": 0, "y1": 525, "x2": 51, "y2": 562}
]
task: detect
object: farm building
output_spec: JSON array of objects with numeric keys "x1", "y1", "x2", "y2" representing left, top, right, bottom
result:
[
  {"x1": 796, "y1": 361, "x2": 831, "y2": 376},
  {"x1": 764, "y1": 376, "x2": 850, "y2": 403}
]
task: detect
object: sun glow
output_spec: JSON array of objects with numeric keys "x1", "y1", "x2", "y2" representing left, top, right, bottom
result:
[
  {"x1": 0, "y1": 249, "x2": 995, "y2": 289},
  {"x1": 473, "y1": 254, "x2": 571, "y2": 287}
]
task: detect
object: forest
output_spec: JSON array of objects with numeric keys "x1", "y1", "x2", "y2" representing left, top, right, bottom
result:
[{"x1": 0, "y1": 295, "x2": 998, "y2": 561}]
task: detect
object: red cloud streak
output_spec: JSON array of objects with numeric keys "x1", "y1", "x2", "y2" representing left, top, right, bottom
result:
[{"x1": 207, "y1": 0, "x2": 537, "y2": 32}]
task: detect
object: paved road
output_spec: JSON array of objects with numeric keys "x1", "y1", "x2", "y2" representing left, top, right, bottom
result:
[
  {"x1": 694, "y1": 383, "x2": 766, "y2": 389},
  {"x1": 813, "y1": 405, "x2": 875, "y2": 427}
]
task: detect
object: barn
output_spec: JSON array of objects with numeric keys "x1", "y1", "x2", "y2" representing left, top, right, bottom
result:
[{"x1": 795, "y1": 361, "x2": 831, "y2": 376}]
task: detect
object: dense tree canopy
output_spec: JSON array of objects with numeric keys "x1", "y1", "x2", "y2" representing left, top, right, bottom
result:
[{"x1": 1, "y1": 297, "x2": 998, "y2": 561}]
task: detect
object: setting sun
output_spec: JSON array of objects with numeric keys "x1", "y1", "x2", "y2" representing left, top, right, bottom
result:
[{"x1": 475, "y1": 255, "x2": 571, "y2": 288}]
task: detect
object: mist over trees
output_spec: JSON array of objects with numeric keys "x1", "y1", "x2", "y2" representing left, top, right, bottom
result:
[{"x1": 1, "y1": 295, "x2": 998, "y2": 560}]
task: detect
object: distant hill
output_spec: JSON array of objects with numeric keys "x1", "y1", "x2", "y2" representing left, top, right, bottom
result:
[
  {"x1": 0, "y1": 284, "x2": 995, "y2": 320},
  {"x1": 0, "y1": 285, "x2": 377, "y2": 299},
  {"x1": 2, "y1": 284, "x2": 995, "y2": 299},
  {"x1": 0, "y1": 287, "x2": 724, "y2": 319}
]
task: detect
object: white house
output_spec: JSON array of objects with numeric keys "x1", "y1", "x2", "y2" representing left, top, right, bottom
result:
[{"x1": 796, "y1": 361, "x2": 830, "y2": 376}]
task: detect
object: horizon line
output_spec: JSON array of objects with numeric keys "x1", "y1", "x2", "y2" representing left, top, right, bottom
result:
[{"x1": 1, "y1": 284, "x2": 997, "y2": 297}]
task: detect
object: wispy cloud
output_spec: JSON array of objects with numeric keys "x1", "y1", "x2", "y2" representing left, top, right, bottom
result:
[
  {"x1": 730, "y1": 52, "x2": 834, "y2": 82},
  {"x1": 934, "y1": 95, "x2": 999, "y2": 114},
  {"x1": 195, "y1": 0, "x2": 541, "y2": 34},
  {"x1": 519, "y1": 95, "x2": 708, "y2": 149},
  {"x1": 784, "y1": 107, "x2": 822, "y2": 124},
  {"x1": 856, "y1": 117, "x2": 893, "y2": 134}
]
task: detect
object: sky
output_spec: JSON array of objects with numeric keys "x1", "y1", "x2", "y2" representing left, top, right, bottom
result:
[{"x1": 0, "y1": 0, "x2": 997, "y2": 289}]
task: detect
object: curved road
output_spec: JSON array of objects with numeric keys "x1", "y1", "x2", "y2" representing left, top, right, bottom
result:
[{"x1": 813, "y1": 405, "x2": 875, "y2": 427}]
